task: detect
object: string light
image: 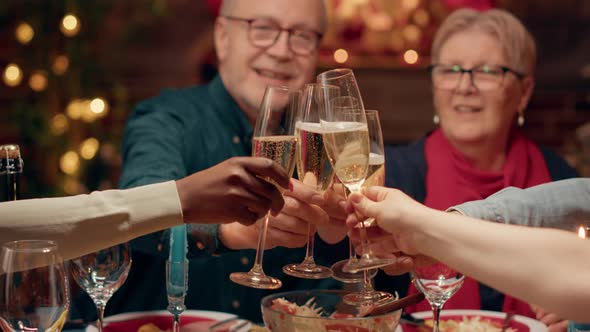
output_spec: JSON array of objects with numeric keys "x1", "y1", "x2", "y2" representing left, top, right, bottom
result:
[
  {"x1": 90, "y1": 97, "x2": 109, "y2": 116},
  {"x1": 413, "y1": 9, "x2": 430, "y2": 28},
  {"x1": 63, "y1": 177, "x2": 84, "y2": 195},
  {"x1": 60, "y1": 14, "x2": 80, "y2": 37},
  {"x1": 402, "y1": 24, "x2": 421, "y2": 44},
  {"x1": 80, "y1": 138, "x2": 100, "y2": 160},
  {"x1": 60, "y1": 151, "x2": 80, "y2": 175},
  {"x1": 403, "y1": 49, "x2": 419, "y2": 65},
  {"x1": 66, "y1": 99, "x2": 85, "y2": 119},
  {"x1": 52, "y1": 55, "x2": 69, "y2": 75},
  {"x1": 334, "y1": 49, "x2": 349, "y2": 64},
  {"x1": 3, "y1": 63, "x2": 23, "y2": 87},
  {"x1": 29, "y1": 70, "x2": 48, "y2": 92},
  {"x1": 15, "y1": 22, "x2": 34, "y2": 45},
  {"x1": 50, "y1": 114, "x2": 69, "y2": 136}
]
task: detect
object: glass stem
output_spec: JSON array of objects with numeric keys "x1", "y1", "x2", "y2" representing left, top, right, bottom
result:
[
  {"x1": 172, "y1": 314, "x2": 180, "y2": 332},
  {"x1": 250, "y1": 212, "x2": 270, "y2": 275},
  {"x1": 361, "y1": 269, "x2": 374, "y2": 294},
  {"x1": 302, "y1": 223, "x2": 316, "y2": 265},
  {"x1": 431, "y1": 304, "x2": 442, "y2": 332},
  {"x1": 96, "y1": 304, "x2": 105, "y2": 332}
]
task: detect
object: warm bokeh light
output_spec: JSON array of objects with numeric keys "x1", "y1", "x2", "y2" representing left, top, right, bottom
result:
[
  {"x1": 402, "y1": 24, "x2": 421, "y2": 44},
  {"x1": 60, "y1": 151, "x2": 80, "y2": 175},
  {"x1": 90, "y1": 97, "x2": 108, "y2": 115},
  {"x1": 60, "y1": 14, "x2": 80, "y2": 37},
  {"x1": 50, "y1": 114, "x2": 69, "y2": 136},
  {"x1": 80, "y1": 138, "x2": 100, "y2": 160},
  {"x1": 579, "y1": 226, "x2": 586, "y2": 239},
  {"x1": 413, "y1": 9, "x2": 430, "y2": 27},
  {"x1": 402, "y1": 0, "x2": 420, "y2": 11},
  {"x1": 403, "y1": 49, "x2": 419, "y2": 64},
  {"x1": 3, "y1": 63, "x2": 23, "y2": 87},
  {"x1": 63, "y1": 177, "x2": 84, "y2": 195},
  {"x1": 52, "y1": 55, "x2": 69, "y2": 75},
  {"x1": 334, "y1": 48, "x2": 349, "y2": 64},
  {"x1": 66, "y1": 99, "x2": 85, "y2": 120},
  {"x1": 15, "y1": 22, "x2": 34, "y2": 44},
  {"x1": 29, "y1": 70, "x2": 48, "y2": 91}
]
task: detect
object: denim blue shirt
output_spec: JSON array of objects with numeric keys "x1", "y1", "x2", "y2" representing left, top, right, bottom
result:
[{"x1": 452, "y1": 178, "x2": 590, "y2": 231}]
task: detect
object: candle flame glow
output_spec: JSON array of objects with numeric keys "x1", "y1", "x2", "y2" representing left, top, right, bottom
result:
[{"x1": 578, "y1": 226, "x2": 586, "y2": 239}]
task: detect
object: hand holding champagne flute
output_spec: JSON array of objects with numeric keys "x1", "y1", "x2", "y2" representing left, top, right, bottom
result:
[{"x1": 229, "y1": 86, "x2": 299, "y2": 289}]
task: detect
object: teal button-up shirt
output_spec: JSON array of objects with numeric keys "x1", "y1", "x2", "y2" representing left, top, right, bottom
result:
[{"x1": 71, "y1": 76, "x2": 346, "y2": 323}]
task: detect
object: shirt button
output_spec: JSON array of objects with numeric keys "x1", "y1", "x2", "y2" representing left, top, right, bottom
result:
[
  {"x1": 232, "y1": 300, "x2": 240, "y2": 309},
  {"x1": 240, "y1": 257, "x2": 249, "y2": 266},
  {"x1": 232, "y1": 136, "x2": 240, "y2": 144}
]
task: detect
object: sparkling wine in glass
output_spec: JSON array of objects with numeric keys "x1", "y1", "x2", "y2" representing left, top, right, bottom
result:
[
  {"x1": 343, "y1": 110, "x2": 397, "y2": 273},
  {"x1": 282, "y1": 83, "x2": 338, "y2": 279},
  {"x1": 229, "y1": 85, "x2": 298, "y2": 289},
  {"x1": 70, "y1": 243, "x2": 131, "y2": 332},
  {"x1": 0, "y1": 240, "x2": 70, "y2": 332},
  {"x1": 413, "y1": 263, "x2": 465, "y2": 332},
  {"x1": 338, "y1": 110, "x2": 394, "y2": 305},
  {"x1": 317, "y1": 68, "x2": 380, "y2": 284}
]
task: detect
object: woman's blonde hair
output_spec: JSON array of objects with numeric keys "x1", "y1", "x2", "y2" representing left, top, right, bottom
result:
[{"x1": 431, "y1": 8, "x2": 536, "y2": 75}]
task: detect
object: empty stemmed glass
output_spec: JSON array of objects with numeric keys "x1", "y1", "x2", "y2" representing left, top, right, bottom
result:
[
  {"x1": 229, "y1": 85, "x2": 299, "y2": 289},
  {"x1": 282, "y1": 83, "x2": 338, "y2": 279},
  {"x1": 0, "y1": 240, "x2": 70, "y2": 332},
  {"x1": 412, "y1": 264, "x2": 465, "y2": 332},
  {"x1": 70, "y1": 243, "x2": 132, "y2": 332}
]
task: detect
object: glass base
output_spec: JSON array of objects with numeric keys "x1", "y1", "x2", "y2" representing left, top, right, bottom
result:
[
  {"x1": 229, "y1": 272, "x2": 282, "y2": 290},
  {"x1": 342, "y1": 256, "x2": 397, "y2": 274},
  {"x1": 283, "y1": 263, "x2": 333, "y2": 279},
  {"x1": 330, "y1": 260, "x2": 377, "y2": 283},
  {"x1": 343, "y1": 290, "x2": 394, "y2": 306}
]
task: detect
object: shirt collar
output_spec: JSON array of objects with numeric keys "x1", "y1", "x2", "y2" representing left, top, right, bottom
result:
[{"x1": 207, "y1": 75, "x2": 254, "y2": 144}]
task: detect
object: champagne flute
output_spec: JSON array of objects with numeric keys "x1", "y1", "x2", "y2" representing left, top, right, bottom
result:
[
  {"x1": 70, "y1": 243, "x2": 131, "y2": 332},
  {"x1": 282, "y1": 83, "x2": 338, "y2": 279},
  {"x1": 317, "y1": 68, "x2": 379, "y2": 283},
  {"x1": 413, "y1": 264, "x2": 465, "y2": 332},
  {"x1": 0, "y1": 240, "x2": 69, "y2": 332},
  {"x1": 342, "y1": 110, "x2": 395, "y2": 305},
  {"x1": 229, "y1": 85, "x2": 299, "y2": 289},
  {"x1": 343, "y1": 110, "x2": 397, "y2": 273}
]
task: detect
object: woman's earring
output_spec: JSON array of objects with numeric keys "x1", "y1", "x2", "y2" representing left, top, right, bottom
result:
[
  {"x1": 517, "y1": 113, "x2": 525, "y2": 127},
  {"x1": 433, "y1": 114, "x2": 440, "y2": 125}
]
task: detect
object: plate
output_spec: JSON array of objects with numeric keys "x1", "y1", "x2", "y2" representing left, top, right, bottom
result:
[
  {"x1": 395, "y1": 309, "x2": 548, "y2": 332},
  {"x1": 85, "y1": 310, "x2": 250, "y2": 332}
]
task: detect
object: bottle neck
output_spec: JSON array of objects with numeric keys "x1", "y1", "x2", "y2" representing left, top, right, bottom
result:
[{"x1": 1, "y1": 145, "x2": 23, "y2": 201}]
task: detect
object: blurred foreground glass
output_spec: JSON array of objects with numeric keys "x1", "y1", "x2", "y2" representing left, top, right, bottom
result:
[
  {"x1": 283, "y1": 83, "x2": 339, "y2": 279},
  {"x1": 0, "y1": 240, "x2": 69, "y2": 332},
  {"x1": 70, "y1": 243, "x2": 131, "y2": 332},
  {"x1": 413, "y1": 263, "x2": 465, "y2": 332},
  {"x1": 230, "y1": 86, "x2": 299, "y2": 289}
]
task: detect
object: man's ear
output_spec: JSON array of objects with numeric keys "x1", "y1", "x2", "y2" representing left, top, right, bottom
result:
[{"x1": 214, "y1": 18, "x2": 229, "y2": 62}]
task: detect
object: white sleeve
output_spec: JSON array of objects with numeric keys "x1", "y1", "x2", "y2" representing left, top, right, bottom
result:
[{"x1": 0, "y1": 181, "x2": 183, "y2": 260}]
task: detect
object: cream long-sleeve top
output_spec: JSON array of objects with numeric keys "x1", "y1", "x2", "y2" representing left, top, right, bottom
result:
[{"x1": 0, "y1": 181, "x2": 183, "y2": 260}]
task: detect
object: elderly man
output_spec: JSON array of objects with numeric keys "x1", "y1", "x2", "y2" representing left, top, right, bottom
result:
[{"x1": 71, "y1": 0, "x2": 349, "y2": 323}]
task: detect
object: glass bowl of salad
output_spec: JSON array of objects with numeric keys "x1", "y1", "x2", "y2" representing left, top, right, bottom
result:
[{"x1": 261, "y1": 290, "x2": 401, "y2": 332}]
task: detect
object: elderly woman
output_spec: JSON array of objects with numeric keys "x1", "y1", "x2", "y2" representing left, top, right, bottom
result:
[{"x1": 377, "y1": 8, "x2": 578, "y2": 325}]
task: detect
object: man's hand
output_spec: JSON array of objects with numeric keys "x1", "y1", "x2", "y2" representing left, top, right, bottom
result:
[{"x1": 176, "y1": 157, "x2": 289, "y2": 225}]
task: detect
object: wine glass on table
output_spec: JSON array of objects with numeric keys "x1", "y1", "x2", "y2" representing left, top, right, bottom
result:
[
  {"x1": 0, "y1": 240, "x2": 70, "y2": 332},
  {"x1": 341, "y1": 110, "x2": 395, "y2": 305},
  {"x1": 413, "y1": 264, "x2": 465, "y2": 332},
  {"x1": 229, "y1": 85, "x2": 299, "y2": 289},
  {"x1": 282, "y1": 83, "x2": 339, "y2": 279},
  {"x1": 316, "y1": 68, "x2": 378, "y2": 283},
  {"x1": 69, "y1": 243, "x2": 131, "y2": 332}
]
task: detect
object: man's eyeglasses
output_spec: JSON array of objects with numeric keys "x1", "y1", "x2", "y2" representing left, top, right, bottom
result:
[
  {"x1": 221, "y1": 15, "x2": 322, "y2": 56},
  {"x1": 428, "y1": 64, "x2": 525, "y2": 91}
]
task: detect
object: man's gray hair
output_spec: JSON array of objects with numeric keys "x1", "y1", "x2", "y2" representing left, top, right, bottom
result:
[{"x1": 219, "y1": 0, "x2": 328, "y2": 33}]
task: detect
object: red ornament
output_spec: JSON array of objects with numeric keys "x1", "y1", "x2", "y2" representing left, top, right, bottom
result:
[
  {"x1": 442, "y1": 0, "x2": 495, "y2": 11},
  {"x1": 205, "y1": 0, "x2": 222, "y2": 17}
]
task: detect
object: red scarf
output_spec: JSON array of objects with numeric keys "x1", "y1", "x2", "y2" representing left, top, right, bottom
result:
[{"x1": 405, "y1": 128, "x2": 551, "y2": 317}]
